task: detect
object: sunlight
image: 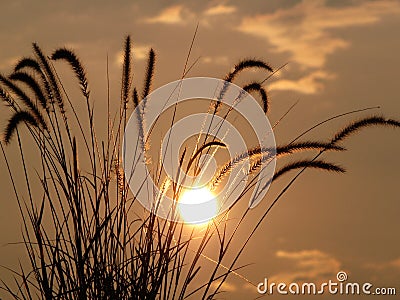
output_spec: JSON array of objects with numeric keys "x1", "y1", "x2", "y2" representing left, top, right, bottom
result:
[{"x1": 178, "y1": 187, "x2": 218, "y2": 225}]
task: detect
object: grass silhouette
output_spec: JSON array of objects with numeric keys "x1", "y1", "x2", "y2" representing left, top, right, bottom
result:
[{"x1": 0, "y1": 35, "x2": 399, "y2": 299}]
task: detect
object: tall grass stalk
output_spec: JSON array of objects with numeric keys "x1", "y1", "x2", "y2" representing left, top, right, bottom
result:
[{"x1": 0, "y1": 36, "x2": 399, "y2": 300}]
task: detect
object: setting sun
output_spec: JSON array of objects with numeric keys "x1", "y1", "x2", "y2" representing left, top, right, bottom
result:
[{"x1": 178, "y1": 187, "x2": 218, "y2": 225}]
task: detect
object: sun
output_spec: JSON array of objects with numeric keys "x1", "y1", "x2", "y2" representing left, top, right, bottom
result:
[{"x1": 178, "y1": 187, "x2": 218, "y2": 225}]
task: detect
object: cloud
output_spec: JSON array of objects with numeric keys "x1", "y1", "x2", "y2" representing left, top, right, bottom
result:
[
  {"x1": 132, "y1": 45, "x2": 152, "y2": 60},
  {"x1": 390, "y1": 258, "x2": 400, "y2": 268},
  {"x1": 142, "y1": 4, "x2": 236, "y2": 27},
  {"x1": 202, "y1": 56, "x2": 229, "y2": 65},
  {"x1": 211, "y1": 280, "x2": 237, "y2": 292},
  {"x1": 237, "y1": 0, "x2": 400, "y2": 93},
  {"x1": 270, "y1": 249, "x2": 341, "y2": 283},
  {"x1": 238, "y1": 0, "x2": 400, "y2": 69},
  {"x1": 139, "y1": 1, "x2": 400, "y2": 94},
  {"x1": 115, "y1": 45, "x2": 151, "y2": 65},
  {"x1": 204, "y1": 4, "x2": 237, "y2": 16},
  {"x1": 143, "y1": 5, "x2": 189, "y2": 25},
  {"x1": 365, "y1": 257, "x2": 400, "y2": 271},
  {"x1": 269, "y1": 70, "x2": 335, "y2": 94}
]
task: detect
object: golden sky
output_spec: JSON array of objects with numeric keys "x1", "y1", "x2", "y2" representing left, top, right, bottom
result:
[{"x1": 0, "y1": 1, "x2": 400, "y2": 298}]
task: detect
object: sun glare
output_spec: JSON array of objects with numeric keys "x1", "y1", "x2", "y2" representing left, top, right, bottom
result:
[{"x1": 178, "y1": 187, "x2": 218, "y2": 225}]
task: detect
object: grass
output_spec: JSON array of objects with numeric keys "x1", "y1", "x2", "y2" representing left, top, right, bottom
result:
[{"x1": 0, "y1": 35, "x2": 399, "y2": 299}]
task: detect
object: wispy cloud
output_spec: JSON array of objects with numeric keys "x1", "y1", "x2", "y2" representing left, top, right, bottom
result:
[
  {"x1": 365, "y1": 257, "x2": 400, "y2": 271},
  {"x1": 204, "y1": 4, "x2": 236, "y2": 16},
  {"x1": 139, "y1": 1, "x2": 399, "y2": 94},
  {"x1": 211, "y1": 280, "x2": 237, "y2": 292},
  {"x1": 115, "y1": 45, "x2": 151, "y2": 65},
  {"x1": 270, "y1": 249, "x2": 341, "y2": 283},
  {"x1": 239, "y1": 0, "x2": 400, "y2": 68},
  {"x1": 202, "y1": 55, "x2": 229, "y2": 65},
  {"x1": 143, "y1": 5, "x2": 190, "y2": 25},
  {"x1": 391, "y1": 258, "x2": 400, "y2": 269},
  {"x1": 142, "y1": 3, "x2": 237, "y2": 26},
  {"x1": 269, "y1": 70, "x2": 335, "y2": 94},
  {"x1": 238, "y1": 0, "x2": 400, "y2": 93}
]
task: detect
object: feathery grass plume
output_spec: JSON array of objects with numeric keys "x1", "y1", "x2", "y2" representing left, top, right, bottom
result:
[
  {"x1": 4, "y1": 110, "x2": 40, "y2": 144},
  {"x1": 330, "y1": 115, "x2": 400, "y2": 145},
  {"x1": 224, "y1": 59, "x2": 273, "y2": 83},
  {"x1": 51, "y1": 48, "x2": 90, "y2": 100},
  {"x1": 0, "y1": 87, "x2": 17, "y2": 110},
  {"x1": 276, "y1": 141, "x2": 345, "y2": 155},
  {"x1": 273, "y1": 159, "x2": 345, "y2": 181},
  {"x1": 32, "y1": 43, "x2": 65, "y2": 113},
  {"x1": 132, "y1": 87, "x2": 139, "y2": 108},
  {"x1": 14, "y1": 57, "x2": 42, "y2": 73},
  {"x1": 242, "y1": 82, "x2": 269, "y2": 113},
  {"x1": 9, "y1": 71, "x2": 48, "y2": 111},
  {"x1": 258, "y1": 141, "x2": 344, "y2": 167},
  {"x1": 0, "y1": 74, "x2": 47, "y2": 130},
  {"x1": 142, "y1": 48, "x2": 156, "y2": 99},
  {"x1": 132, "y1": 86, "x2": 145, "y2": 151},
  {"x1": 214, "y1": 59, "x2": 273, "y2": 112},
  {"x1": 210, "y1": 149, "x2": 268, "y2": 191},
  {"x1": 186, "y1": 141, "x2": 226, "y2": 174},
  {"x1": 114, "y1": 157, "x2": 125, "y2": 195},
  {"x1": 210, "y1": 141, "x2": 344, "y2": 190},
  {"x1": 249, "y1": 142, "x2": 345, "y2": 175},
  {"x1": 14, "y1": 57, "x2": 54, "y2": 109},
  {"x1": 121, "y1": 35, "x2": 132, "y2": 107}
]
